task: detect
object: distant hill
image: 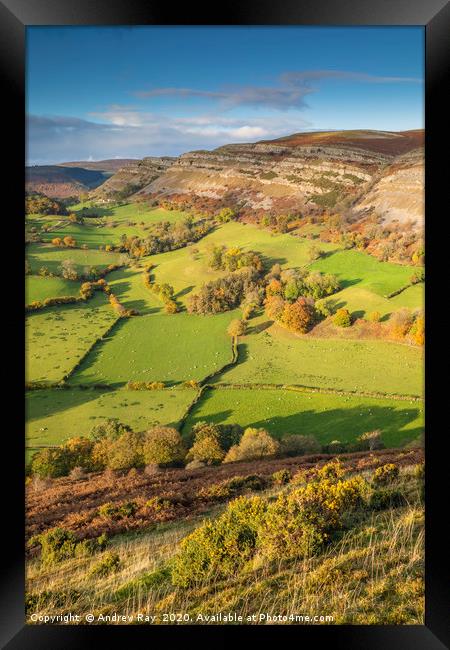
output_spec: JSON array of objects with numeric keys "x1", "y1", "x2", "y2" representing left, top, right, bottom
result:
[
  {"x1": 25, "y1": 159, "x2": 137, "y2": 198},
  {"x1": 58, "y1": 159, "x2": 136, "y2": 172}
]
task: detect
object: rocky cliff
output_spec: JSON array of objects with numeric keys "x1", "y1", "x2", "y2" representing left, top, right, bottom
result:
[
  {"x1": 91, "y1": 156, "x2": 176, "y2": 201},
  {"x1": 89, "y1": 130, "x2": 424, "y2": 229}
]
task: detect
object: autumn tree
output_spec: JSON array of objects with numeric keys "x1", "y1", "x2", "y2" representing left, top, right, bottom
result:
[
  {"x1": 265, "y1": 295, "x2": 285, "y2": 321},
  {"x1": 333, "y1": 308, "x2": 352, "y2": 328},
  {"x1": 281, "y1": 297, "x2": 317, "y2": 334},
  {"x1": 142, "y1": 427, "x2": 186, "y2": 468},
  {"x1": 389, "y1": 309, "x2": 414, "y2": 339},
  {"x1": 227, "y1": 319, "x2": 247, "y2": 338}
]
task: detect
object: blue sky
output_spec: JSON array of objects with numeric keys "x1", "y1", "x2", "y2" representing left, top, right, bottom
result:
[{"x1": 26, "y1": 26, "x2": 424, "y2": 164}]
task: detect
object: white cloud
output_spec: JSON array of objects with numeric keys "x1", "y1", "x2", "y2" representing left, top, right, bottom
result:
[{"x1": 27, "y1": 110, "x2": 310, "y2": 163}]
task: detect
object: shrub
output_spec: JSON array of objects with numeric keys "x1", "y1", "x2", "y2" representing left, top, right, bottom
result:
[
  {"x1": 279, "y1": 434, "x2": 320, "y2": 457},
  {"x1": 171, "y1": 496, "x2": 267, "y2": 587},
  {"x1": 90, "y1": 419, "x2": 132, "y2": 442},
  {"x1": 69, "y1": 466, "x2": 85, "y2": 481},
  {"x1": 30, "y1": 447, "x2": 70, "y2": 478},
  {"x1": 142, "y1": 427, "x2": 186, "y2": 468},
  {"x1": 272, "y1": 469, "x2": 292, "y2": 485},
  {"x1": 224, "y1": 427, "x2": 280, "y2": 463},
  {"x1": 258, "y1": 475, "x2": 367, "y2": 560},
  {"x1": 372, "y1": 463, "x2": 400, "y2": 487},
  {"x1": 186, "y1": 435, "x2": 225, "y2": 466},
  {"x1": 333, "y1": 308, "x2": 352, "y2": 327},
  {"x1": 410, "y1": 313, "x2": 424, "y2": 346},
  {"x1": 369, "y1": 488, "x2": 406, "y2": 511},
  {"x1": 107, "y1": 431, "x2": 145, "y2": 470},
  {"x1": 321, "y1": 440, "x2": 348, "y2": 454},
  {"x1": 98, "y1": 501, "x2": 138, "y2": 520},
  {"x1": 89, "y1": 552, "x2": 121, "y2": 578},
  {"x1": 368, "y1": 311, "x2": 381, "y2": 322},
  {"x1": 63, "y1": 437, "x2": 95, "y2": 472},
  {"x1": 34, "y1": 528, "x2": 78, "y2": 566},
  {"x1": 146, "y1": 496, "x2": 175, "y2": 515},
  {"x1": 357, "y1": 430, "x2": 384, "y2": 451},
  {"x1": 144, "y1": 463, "x2": 161, "y2": 476},
  {"x1": 389, "y1": 309, "x2": 414, "y2": 339},
  {"x1": 185, "y1": 459, "x2": 206, "y2": 471},
  {"x1": 316, "y1": 459, "x2": 346, "y2": 482},
  {"x1": 227, "y1": 319, "x2": 247, "y2": 337}
]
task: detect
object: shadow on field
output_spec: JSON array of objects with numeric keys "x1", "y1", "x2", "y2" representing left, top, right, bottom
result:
[
  {"x1": 176, "y1": 285, "x2": 195, "y2": 298},
  {"x1": 26, "y1": 387, "x2": 111, "y2": 428},
  {"x1": 249, "y1": 404, "x2": 423, "y2": 448},
  {"x1": 339, "y1": 277, "x2": 362, "y2": 289},
  {"x1": 249, "y1": 320, "x2": 273, "y2": 334},
  {"x1": 261, "y1": 254, "x2": 288, "y2": 269},
  {"x1": 182, "y1": 391, "x2": 423, "y2": 448}
]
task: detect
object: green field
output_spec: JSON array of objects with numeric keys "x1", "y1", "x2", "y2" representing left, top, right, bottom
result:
[
  {"x1": 26, "y1": 243, "x2": 122, "y2": 275},
  {"x1": 104, "y1": 266, "x2": 161, "y2": 315},
  {"x1": 318, "y1": 283, "x2": 424, "y2": 320},
  {"x1": 213, "y1": 327, "x2": 423, "y2": 397},
  {"x1": 183, "y1": 387, "x2": 424, "y2": 448},
  {"x1": 68, "y1": 310, "x2": 238, "y2": 387},
  {"x1": 311, "y1": 249, "x2": 415, "y2": 297},
  {"x1": 26, "y1": 293, "x2": 118, "y2": 384},
  {"x1": 37, "y1": 205, "x2": 190, "y2": 249},
  {"x1": 26, "y1": 275, "x2": 80, "y2": 304},
  {"x1": 389, "y1": 283, "x2": 424, "y2": 310},
  {"x1": 150, "y1": 222, "x2": 339, "y2": 306},
  {"x1": 69, "y1": 201, "x2": 189, "y2": 224},
  {"x1": 26, "y1": 387, "x2": 195, "y2": 449}
]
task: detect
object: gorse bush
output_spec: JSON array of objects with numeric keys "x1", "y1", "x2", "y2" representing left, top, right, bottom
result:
[
  {"x1": 98, "y1": 501, "x2": 138, "y2": 520},
  {"x1": 171, "y1": 496, "x2": 267, "y2": 587},
  {"x1": 372, "y1": 464, "x2": 400, "y2": 487},
  {"x1": 89, "y1": 552, "x2": 121, "y2": 578},
  {"x1": 271, "y1": 468, "x2": 292, "y2": 485},
  {"x1": 171, "y1": 472, "x2": 368, "y2": 587},
  {"x1": 30, "y1": 528, "x2": 107, "y2": 566}
]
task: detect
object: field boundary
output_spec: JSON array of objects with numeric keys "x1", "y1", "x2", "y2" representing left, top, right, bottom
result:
[
  {"x1": 62, "y1": 316, "x2": 122, "y2": 384},
  {"x1": 210, "y1": 382, "x2": 423, "y2": 402}
]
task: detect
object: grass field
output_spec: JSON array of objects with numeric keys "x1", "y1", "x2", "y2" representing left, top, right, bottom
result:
[
  {"x1": 69, "y1": 201, "x2": 189, "y2": 225},
  {"x1": 104, "y1": 266, "x2": 161, "y2": 315},
  {"x1": 26, "y1": 387, "x2": 195, "y2": 450},
  {"x1": 318, "y1": 284, "x2": 424, "y2": 320},
  {"x1": 183, "y1": 387, "x2": 423, "y2": 448},
  {"x1": 149, "y1": 222, "x2": 339, "y2": 306},
  {"x1": 311, "y1": 249, "x2": 415, "y2": 297},
  {"x1": 26, "y1": 293, "x2": 118, "y2": 384},
  {"x1": 26, "y1": 275, "x2": 80, "y2": 304},
  {"x1": 215, "y1": 326, "x2": 423, "y2": 397},
  {"x1": 68, "y1": 310, "x2": 238, "y2": 387},
  {"x1": 389, "y1": 283, "x2": 424, "y2": 310},
  {"x1": 26, "y1": 243, "x2": 122, "y2": 275}
]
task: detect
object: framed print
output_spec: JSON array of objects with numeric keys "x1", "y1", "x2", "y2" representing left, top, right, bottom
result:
[{"x1": 1, "y1": 0, "x2": 448, "y2": 647}]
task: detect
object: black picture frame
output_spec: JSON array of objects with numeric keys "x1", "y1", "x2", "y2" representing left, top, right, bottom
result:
[{"x1": 2, "y1": 1, "x2": 449, "y2": 647}]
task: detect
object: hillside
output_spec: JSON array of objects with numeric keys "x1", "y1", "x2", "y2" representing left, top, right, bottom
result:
[
  {"x1": 90, "y1": 156, "x2": 176, "y2": 202},
  {"x1": 58, "y1": 159, "x2": 136, "y2": 172},
  {"x1": 129, "y1": 129, "x2": 424, "y2": 229},
  {"x1": 26, "y1": 165, "x2": 112, "y2": 199},
  {"x1": 26, "y1": 159, "x2": 137, "y2": 198},
  {"x1": 26, "y1": 450, "x2": 424, "y2": 625}
]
